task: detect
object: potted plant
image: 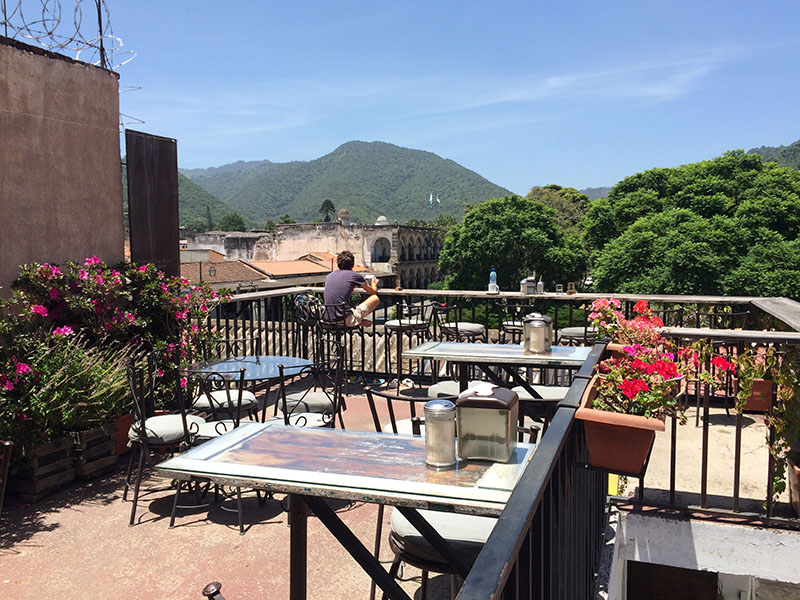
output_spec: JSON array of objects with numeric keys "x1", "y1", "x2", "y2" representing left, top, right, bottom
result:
[
  {"x1": 588, "y1": 298, "x2": 665, "y2": 353},
  {"x1": 733, "y1": 347, "x2": 776, "y2": 413},
  {"x1": 578, "y1": 298, "x2": 686, "y2": 477}
]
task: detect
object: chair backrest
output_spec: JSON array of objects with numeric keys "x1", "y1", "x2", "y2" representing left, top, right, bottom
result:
[
  {"x1": 277, "y1": 342, "x2": 345, "y2": 427},
  {"x1": 496, "y1": 302, "x2": 536, "y2": 343},
  {"x1": 179, "y1": 368, "x2": 248, "y2": 429},
  {"x1": 203, "y1": 336, "x2": 262, "y2": 360},
  {"x1": 127, "y1": 355, "x2": 192, "y2": 448},
  {"x1": 0, "y1": 440, "x2": 13, "y2": 516},
  {"x1": 365, "y1": 386, "x2": 456, "y2": 435},
  {"x1": 654, "y1": 305, "x2": 684, "y2": 327}
]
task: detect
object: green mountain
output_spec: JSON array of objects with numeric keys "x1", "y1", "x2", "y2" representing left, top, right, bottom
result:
[
  {"x1": 580, "y1": 186, "x2": 611, "y2": 200},
  {"x1": 177, "y1": 172, "x2": 237, "y2": 228},
  {"x1": 181, "y1": 141, "x2": 512, "y2": 224},
  {"x1": 748, "y1": 139, "x2": 800, "y2": 170}
]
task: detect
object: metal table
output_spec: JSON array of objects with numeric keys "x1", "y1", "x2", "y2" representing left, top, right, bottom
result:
[
  {"x1": 156, "y1": 422, "x2": 535, "y2": 600},
  {"x1": 195, "y1": 355, "x2": 314, "y2": 420},
  {"x1": 403, "y1": 341, "x2": 591, "y2": 395}
]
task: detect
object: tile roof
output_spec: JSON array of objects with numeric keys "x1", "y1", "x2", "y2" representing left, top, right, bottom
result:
[
  {"x1": 247, "y1": 260, "x2": 331, "y2": 277},
  {"x1": 180, "y1": 260, "x2": 268, "y2": 286}
]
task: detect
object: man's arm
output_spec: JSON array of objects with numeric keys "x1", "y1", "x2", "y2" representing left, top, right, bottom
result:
[{"x1": 360, "y1": 275, "x2": 379, "y2": 295}]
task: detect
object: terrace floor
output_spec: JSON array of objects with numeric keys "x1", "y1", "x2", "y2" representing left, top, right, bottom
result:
[{"x1": 0, "y1": 384, "x2": 795, "y2": 600}]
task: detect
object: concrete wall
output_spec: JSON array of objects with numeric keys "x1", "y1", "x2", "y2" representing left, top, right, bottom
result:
[{"x1": 0, "y1": 37, "x2": 123, "y2": 294}]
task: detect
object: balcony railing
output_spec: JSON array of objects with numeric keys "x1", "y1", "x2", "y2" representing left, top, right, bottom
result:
[{"x1": 211, "y1": 287, "x2": 800, "y2": 598}]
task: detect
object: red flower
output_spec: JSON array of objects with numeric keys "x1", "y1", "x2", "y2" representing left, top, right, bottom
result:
[
  {"x1": 633, "y1": 300, "x2": 650, "y2": 314},
  {"x1": 619, "y1": 378, "x2": 650, "y2": 400}
]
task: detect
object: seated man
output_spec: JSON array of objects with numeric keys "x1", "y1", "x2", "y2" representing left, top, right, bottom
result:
[{"x1": 323, "y1": 250, "x2": 380, "y2": 327}]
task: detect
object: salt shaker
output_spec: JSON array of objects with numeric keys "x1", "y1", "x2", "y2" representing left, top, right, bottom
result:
[{"x1": 423, "y1": 399, "x2": 456, "y2": 468}]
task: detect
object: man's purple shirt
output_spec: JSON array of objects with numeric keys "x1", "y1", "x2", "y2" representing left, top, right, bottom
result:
[{"x1": 323, "y1": 269, "x2": 366, "y2": 321}]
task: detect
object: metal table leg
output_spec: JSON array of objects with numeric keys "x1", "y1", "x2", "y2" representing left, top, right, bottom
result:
[{"x1": 288, "y1": 493, "x2": 307, "y2": 600}]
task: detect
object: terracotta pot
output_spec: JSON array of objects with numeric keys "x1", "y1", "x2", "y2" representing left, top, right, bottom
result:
[
  {"x1": 732, "y1": 377, "x2": 772, "y2": 413},
  {"x1": 114, "y1": 413, "x2": 132, "y2": 456},
  {"x1": 575, "y1": 375, "x2": 665, "y2": 478},
  {"x1": 788, "y1": 458, "x2": 800, "y2": 518},
  {"x1": 605, "y1": 342, "x2": 627, "y2": 359}
]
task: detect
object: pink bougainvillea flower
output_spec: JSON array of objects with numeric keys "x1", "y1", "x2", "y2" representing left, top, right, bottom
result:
[
  {"x1": 157, "y1": 369, "x2": 165, "y2": 378},
  {"x1": 16, "y1": 362, "x2": 31, "y2": 374},
  {"x1": 50, "y1": 265, "x2": 62, "y2": 277},
  {"x1": 53, "y1": 326, "x2": 74, "y2": 336},
  {"x1": 180, "y1": 377, "x2": 188, "y2": 389},
  {"x1": 79, "y1": 268, "x2": 89, "y2": 280},
  {"x1": 30, "y1": 304, "x2": 48, "y2": 317},
  {"x1": 138, "y1": 264, "x2": 148, "y2": 272},
  {"x1": 84, "y1": 256, "x2": 102, "y2": 266},
  {"x1": 191, "y1": 323, "x2": 199, "y2": 333},
  {"x1": 4, "y1": 380, "x2": 13, "y2": 391},
  {"x1": 619, "y1": 378, "x2": 650, "y2": 400}
]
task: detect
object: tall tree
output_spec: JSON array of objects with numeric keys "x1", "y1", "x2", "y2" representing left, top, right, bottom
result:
[
  {"x1": 319, "y1": 199, "x2": 335, "y2": 222},
  {"x1": 217, "y1": 212, "x2": 247, "y2": 231},
  {"x1": 205, "y1": 205, "x2": 213, "y2": 231},
  {"x1": 525, "y1": 185, "x2": 589, "y2": 234},
  {"x1": 438, "y1": 195, "x2": 587, "y2": 291}
]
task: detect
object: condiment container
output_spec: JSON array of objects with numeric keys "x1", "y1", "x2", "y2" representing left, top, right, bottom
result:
[
  {"x1": 424, "y1": 399, "x2": 456, "y2": 468},
  {"x1": 456, "y1": 384, "x2": 518, "y2": 463},
  {"x1": 522, "y1": 312, "x2": 553, "y2": 353}
]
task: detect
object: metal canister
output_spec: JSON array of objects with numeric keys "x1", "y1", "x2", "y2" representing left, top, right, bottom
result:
[
  {"x1": 522, "y1": 313, "x2": 553, "y2": 353},
  {"x1": 423, "y1": 399, "x2": 456, "y2": 469}
]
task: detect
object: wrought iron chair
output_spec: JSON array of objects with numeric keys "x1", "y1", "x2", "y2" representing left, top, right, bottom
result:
[
  {"x1": 0, "y1": 440, "x2": 12, "y2": 516},
  {"x1": 172, "y1": 368, "x2": 258, "y2": 534},
  {"x1": 431, "y1": 302, "x2": 486, "y2": 343},
  {"x1": 384, "y1": 298, "x2": 432, "y2": 382},
  {"x1": 496, "y1": 302, "x2": 535, "y2": 344},
  {"x1": 364, "y1": 385, "x2": 495, "y2": 600},
  {"x1": 276, "y1": 342, "x2": 346, "y2": 429},
  {"x1": 124, "y1": 355, "x2": 205, "y2": 527}
]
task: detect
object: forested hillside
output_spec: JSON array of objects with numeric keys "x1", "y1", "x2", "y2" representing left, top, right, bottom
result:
[
  {"x1": 182, "y1": 141, "x2": 511, "y2": 224},
  {"x1": 748, "y1": 139, "x2": 800, "y2": 170}
]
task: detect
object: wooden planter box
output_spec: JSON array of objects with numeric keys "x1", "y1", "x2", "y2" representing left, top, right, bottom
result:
[
  {"x1": 72, "y1": 423, "x2": 117, "y2": 479},
  {"x1": 732, "y1": 377, "x2": 772, "y2": 413},
  {"x1": 575, "y1": 375, "x2": 665, "y2": 478},
  {"x1": 114, "y1": 413, "x2": 133, "y2": 456},
  {"x1": 8, "y1": 437, "x2": 76, "y2": 502}
]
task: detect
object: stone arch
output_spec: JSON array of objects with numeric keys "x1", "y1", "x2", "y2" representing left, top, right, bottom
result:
[{"x1": 371, "y1": 237, "x2": 391, "y2": 263}]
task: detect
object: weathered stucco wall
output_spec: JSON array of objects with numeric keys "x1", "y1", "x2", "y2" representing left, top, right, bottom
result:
[{"x1": 0, "y1": 37, "x2": 123, "y2": 294}]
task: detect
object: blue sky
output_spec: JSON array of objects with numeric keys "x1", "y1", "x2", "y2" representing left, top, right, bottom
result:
[{"x1": 111, "y1": 1, "x2": 800, "y2": 194}]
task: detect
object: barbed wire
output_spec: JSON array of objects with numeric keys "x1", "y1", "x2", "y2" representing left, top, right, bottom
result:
[{"x1": 0, "y1": 0, "x2": 135, "y2": 69}]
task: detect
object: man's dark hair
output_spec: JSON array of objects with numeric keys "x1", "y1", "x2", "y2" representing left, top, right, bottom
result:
[{"x1": 337, "y1": 250, "x2": 355, "y2": 270}]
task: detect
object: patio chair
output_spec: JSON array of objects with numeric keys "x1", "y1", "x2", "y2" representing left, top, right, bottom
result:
[
  {"x1": 364, "y1": 385, "x2": 496, "y2": 600},
  {"x1": 0, "y1": 440, "x2": 12, "y2": 516},
  {"x1": 276, "y1": 343, "x2": 346, "y2": 429},
  {"x1": 496, "y1": 302, "x2": 535, "y2": 344},
  {"x1": 431, "y1": 302, "x2": 486, "y2": 343},
  {"x1": 124, "y1": 355, "x2": 205, "y2": 527},
  {"x1": 173, "y1": 368, "x2": 257, "y2": 534},
  {"x1": 203, "y1": 336, "x2": 263, "y2": 360},
  {"x1": 384, "y1": 298, "x2": 431, "y2": 382}
]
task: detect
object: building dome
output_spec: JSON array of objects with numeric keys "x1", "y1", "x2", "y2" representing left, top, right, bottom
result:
[{"x1": 375, "y1": 215, "x2": 389, "y2": 226}]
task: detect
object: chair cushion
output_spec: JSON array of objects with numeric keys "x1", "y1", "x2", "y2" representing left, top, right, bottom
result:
[
  {"x1": 129, "y1": 414, "x2": 206, "y2": 445},
  {"x1": 427, "y1": 380, "x2": 484, "y2": 398},
  {"x1": 382, "y1": 419, "x2": 425, "y2": 436},
  {"x1": 283, "y1": 390, "x2": 334, "y2": 413},
  {"x1": 511, "y1": 385, "x2": 570, "y2": 401},
  {"x1": 385, "y1": 319, "x2": 428, "y2": 331},
  {"x1": 389, "y1": 508, "x2": 497, "y2": 566},
  {"x1": 192, "y1": 419, "x2": 237, "y2": 439},
  {"x1": 441, "y1": 322, "x2": 485, "y2": 336},
  {"x1": 193, "y1": 389, "x2": 258, "y2": 412}
]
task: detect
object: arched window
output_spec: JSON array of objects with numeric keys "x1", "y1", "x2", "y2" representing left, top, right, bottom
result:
[{"x1": 371, "y1": 237, "x2": 391, "y2": 263}]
